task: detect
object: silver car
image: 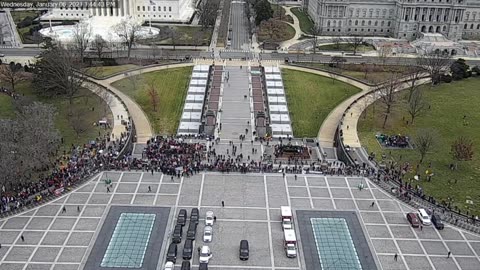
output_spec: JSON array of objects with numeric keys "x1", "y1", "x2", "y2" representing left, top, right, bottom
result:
[
  {"x1": 205, "y1": 211, "x2": 214, "y2": 226},
  {"x1": 203, "y1": 226, "x2": 213, "y2": 242}
]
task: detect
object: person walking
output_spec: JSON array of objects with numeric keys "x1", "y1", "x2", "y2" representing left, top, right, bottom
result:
[
  {"x1": 148, "y1": 186, "x2": 152, "y2": 192},
  {"x1": 394, "y1": 253, "x2": 398, "y2": 261},
  {"x1": 77, "y1": 206, "x2": 80, "y2": 212},
  {"x1": 62, "y1": 206, "x2": 66, "y2": 213},
  {"x1": 21, "y1": 235, "x2": 25, "y2": 242},
  {"x1": 371, "y1": 202, "x2": 375, "y2": 207},
  {"x1": 106, "y1": 186, "x2": 110, "y2": 193},
  {"x1": 420, "y1": 225, "x2": 423, "y2": 231},
  {"x1": 447, "y1": 251, "x2": 451, "y2": 258},
  {"x1": 221, "y1": 201, "x2": 225, "y2": 207},
  {"x1": 213, "y1": 216, "x2": 217, "y2": 223}
]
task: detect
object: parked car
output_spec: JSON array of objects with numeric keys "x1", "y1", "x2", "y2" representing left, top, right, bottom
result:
[
  {"x1": 239, "y1": 240, "x2": 249, "y2": 261},
  {"x1": 205, "y1": 211, "x2": 214, "y2": 226},
  {"x1": 182, "y1": 239, "x2": 193, "y2": 260},
  {"x1": 177, "y1": 209, "x2": 187, "y2": 226},
  {"x1": 164, "y1": 261, "x2": 174, "y2": 270},
  {"x1": 432, "y1": 214, "x2": 444, "y2": 230},
  {"x1": 203, "y1": 226, "x2": 213, "y2": 242},
  {"x1": 417, "y1": 208, "x2": 432, "y2": 225},
  {"x1": 186, "y1": 221, "x2": 197, "y2": 240},
  {"x1": 191, "y1": 208, "x2": 199, "y2": 224},
  {"x1": 199, "y1": 245, "x2": 213, "y2": 263},
  {"x1": 406, "y1": 212, "x2": 420, "y2": 228},
  {"x1": 180, "y1": 261, "x2": 190, "y2": 270},
  {"x1": 166, "y1": 243, "x2": 177, "y2": 263},
  {"x1": 172, "y1": 224, "x2": 183, "y2": 243}
]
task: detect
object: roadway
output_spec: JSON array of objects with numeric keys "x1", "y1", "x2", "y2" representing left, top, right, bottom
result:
[
  {"x1": 230, "y1": 0, "x2": 250, "y2": 51},
  {"x1": 3, "y1": 47, "x2": 480, "y2": 66}
]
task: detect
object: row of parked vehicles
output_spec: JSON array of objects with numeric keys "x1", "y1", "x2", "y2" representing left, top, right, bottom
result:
[
  {"x1": 407, "y1": 208, "x2": 444, "y2": 230},
  {"x1": 165, "y1": 208, "x2": 211, "y2": 270},
  {"x1": 281, "y1": 206, "x2": 297, "y2": 258}
]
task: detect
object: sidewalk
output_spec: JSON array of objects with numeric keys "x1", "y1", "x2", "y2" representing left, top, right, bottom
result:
[
  {"x1": 341, "y1": 77, "x2": 431, "y2": 147},
  {"x1": 83, "y1": 81, "x2": 129, "y2": 142},
  {"x1": 279, "y1": 6, "x2": 304, "y2": 50},
  {"x1": 90, "y1": 63, "x2": 194, "y2": 143},
  {"x1": 279, "y1": 65, "x2": 371, "y2": 147}
]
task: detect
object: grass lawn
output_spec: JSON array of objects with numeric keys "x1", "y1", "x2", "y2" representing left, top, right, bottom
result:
[
  {"x1": 112, "y1": 67, "x2": 192, "y2": 134},
  {"x1": 283, "y1": 69, "x2": 361, "y2": 137},
  {"x1": 291, "y1": 7, "x2": 314, "y2": 34},
  {"x1": 0, "y1": 81, "x2": 112, "y2": 152},
  {"x1": 293, "y1": 63, "x2": 405, "y2": 85},
  {"x1": 257, "y1": 20, "x2": 296, "y2": 43},
  {"x1": 358, "y1": 78, "x2": 480, "y2": 214},
  {"x1": 317, "y1": 43, "x2": 375, "y2": 52},
  {"x1": 84, "y1": 64, "x2": 140, "y2": 79},
  {"x1": 0, "y1": 94, "x2": 15, "y2": 118}
]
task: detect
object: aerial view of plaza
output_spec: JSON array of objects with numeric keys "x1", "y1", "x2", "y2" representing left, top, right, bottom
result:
[{"x1": 2, "y1": 0, "x2": 480, "y2": 269}]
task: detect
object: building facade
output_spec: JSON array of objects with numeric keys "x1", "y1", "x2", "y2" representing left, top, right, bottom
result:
[
  {"x1": 306, "y1": 0, "x2": 480, "y2": 40},
  {"x1": 47, "y1": 0, "x2": 194, "y2": 23}
]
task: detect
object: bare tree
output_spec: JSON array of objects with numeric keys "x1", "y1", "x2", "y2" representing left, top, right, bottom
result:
[
  {"x1": 146, "y1": 78, "x2": 160, "y2": 112},
  {"x1": 327, "y1": 67, "x2": 340, "y2": 84},
  {"x1": 405, "y1": 65, "x2": 425, "y2": 101},
  {"x1": 193, "y1": 30, "x2": 203, "y2": 48},
  {"x1": 150, "y1": 42, "x2": 160, "y2": 59},
  {"x1": 377, "y1": 45, "x2": 392, "y2": 65},
  {"x1": 417, "y1": 52, "x2": 452, "y2": 85},
  {"x1": 332, "y1": 37, "x2": 342, "y2": 50},
  {"x1": 345, "y1": 36, "x2": 364, "y2": 56},
  {"x1": 72, "y1": 21, "x2": 92, "y2": 61},
  {"x1": 68, "y1": 106, "x2": 91, "y2": 138},
  {"x1": 113, "y1": 18, "x2": 142, "y2": 59},
  {"x1": 32, "y1": 31, "x2": 43, "y2": 48},
  {"x1": 197, "y1": 0, "x2": 219, "y2": 29},
  {"x1": 407, "y1": 89, "x2": 428, "y2": 124},
  {"x1": 451, "y1": 136, "x2": 474, "y2": 162},
  {"x1": 0, "y1": 101, "x2": 60, "y2": 187},
  {"x1": 91, "y1": 34, "x2": 107, "y2": 60},
  {"x1": 310, "y1": 23, "x2": 322, "y2": 54},
  {"x1": 33, "y1": 46, "x2": 88, "y2": 104},
  {"x1": 170, "y1": 28, "x2": 181, "y2": 51},
  {"x1": 414, "y1": 129, "x2": 436, "y2": 163},
  {"x1": 377, "y1": 73, "x2": 401, "y2": 128},
  {"x1": 0, "y1": 63, "x2": 29, "y2": 91}
]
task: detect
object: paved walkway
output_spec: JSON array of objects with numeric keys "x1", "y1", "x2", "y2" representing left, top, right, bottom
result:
[
  {"x1": 219, "y1": 65, "x2": 252, "y2": 140},
  {"x1": 82, "y1": 81, "x2": 129, "y2": 142},
  {"x1": 91, "y1": 63, "x2": 194, "y2": 143},
  {"x1": 341, "y1": 77, "x2": 431, "y2": 147},
  {"x1": 279, "y1": 65, "x2": 371, "y2": 147},
  {"x1": 279, "y1": 6, "x2": 304, "y2": 50}
]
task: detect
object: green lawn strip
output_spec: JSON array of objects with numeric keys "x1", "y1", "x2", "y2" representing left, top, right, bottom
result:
[
  {"x1": 282, "y1": 69, "x2": 361, "y2": 137},
  {"x1": 317, "y1": 43, "x2": 375, "y2": 52},
  {"x1": 358, "y1": 78, "x2": 480, "y2": 214},
  {"x1": 257, "y1": 21, "x2": 296, "y2": 43},
  {"x1": 291, "y1": 7, "x2": 314, "y2": 34},
  {"x1": 84, "y1": 64, "x2": 140, "y2": 78},
  {"x1": 0, "y1": 81, "x2": 112, "y2": 152},
  {"x1": 112, "y1": 67, "x2": 192, "y2": 134},
  {"x1": 0, "y1": 94, "x2": 15, "y2": 118},
  {"x1": 293, "y1": 63, "x2": 401, "y2": 84}
]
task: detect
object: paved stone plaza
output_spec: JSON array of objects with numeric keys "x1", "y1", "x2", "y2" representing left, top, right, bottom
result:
[{"x1": 1, "y1": 172, "x2": 480, "y2": 270}]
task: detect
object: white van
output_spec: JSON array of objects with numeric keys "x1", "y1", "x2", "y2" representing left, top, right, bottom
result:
[
  {"x1": 417, "y1": 208, "x2": 432, "y2": 225},
  {"x1": 281, "y1": 206, "x2": 293, "y2": 230}
]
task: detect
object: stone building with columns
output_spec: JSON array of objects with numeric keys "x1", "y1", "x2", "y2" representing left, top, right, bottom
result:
[
  {"x1": 306, "y1": 0, "x2": 480, "y2": 41},
  {"x1": 46, "y1": 0, "x2": 195, "y2": 23}
]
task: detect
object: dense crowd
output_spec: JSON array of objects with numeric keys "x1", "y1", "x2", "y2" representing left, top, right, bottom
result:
[
  {"x1": 0, "y1": 125, "x2": 132, "y2": 214},
  {"x1": 376, "y1": 134, "x2": 410, "y2": 148}
]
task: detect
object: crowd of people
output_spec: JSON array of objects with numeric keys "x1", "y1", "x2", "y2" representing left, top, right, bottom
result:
[
  {"x1": 376, "y1": 134, "x2": 410, "y2": 148},
  {"x1": 0, "y1": 124, "x2": 133, "y2": 215}
]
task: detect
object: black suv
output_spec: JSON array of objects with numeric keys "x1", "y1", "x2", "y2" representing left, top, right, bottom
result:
[
  {"x1": 186, "y1": 221, "x2": 197, "y2": 240},
  {"x1": 432, "y1": 214, "x2": 444, "y2": 230},
  {"x1": 239, "y1": 240, "x2": 249, "y2": 260},
  {"x1": 182, "y1": 239, "x2": 193, "y2": 260},
  {"x1": 172, "y1": 224, "x2": 183, "y2": 243},
  {"x1": 177, "y1": 209, "x2": 187, "y2": 226},
  {"x1": 190, "y1": 208, "x2": 199, "y2": 224},
  {"x1": 166, "y1": 242, "x2": 177, "y2": 263}
]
